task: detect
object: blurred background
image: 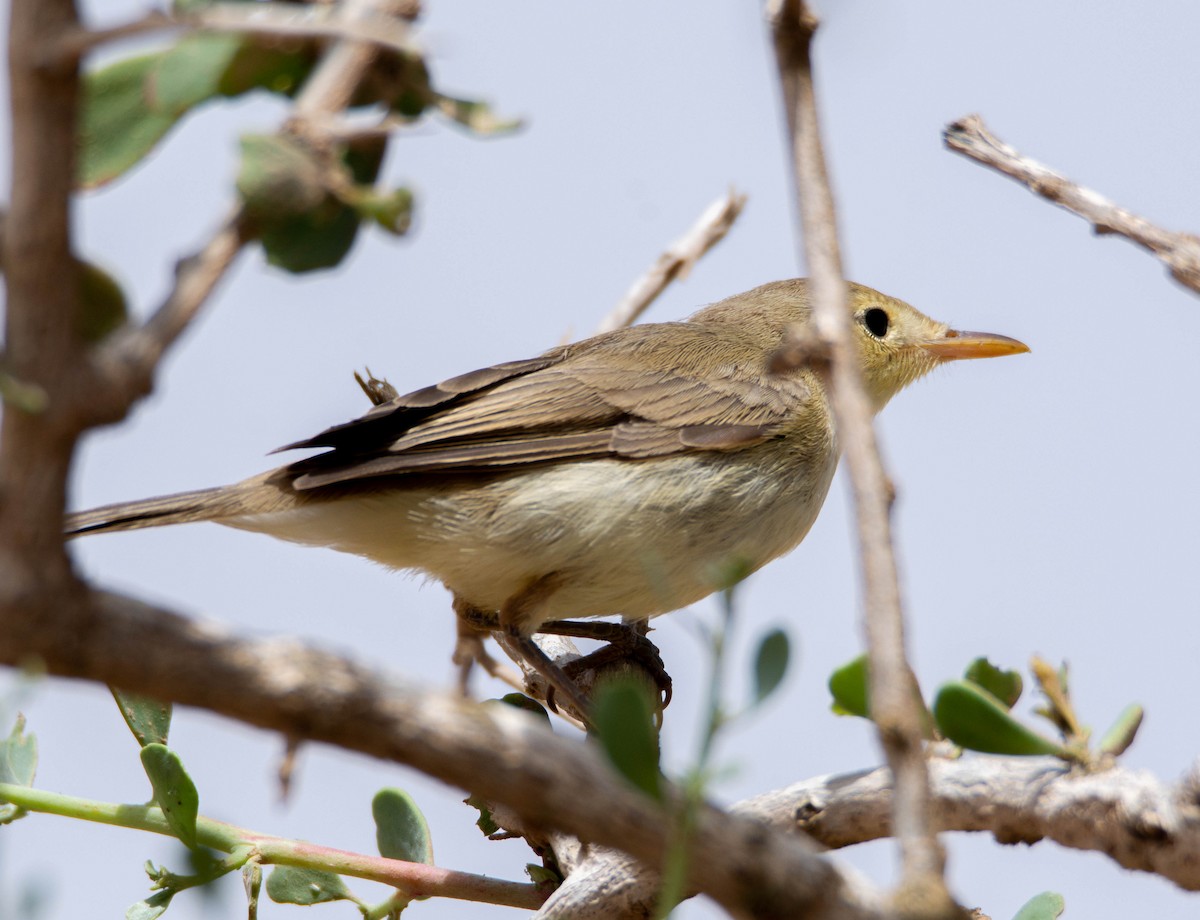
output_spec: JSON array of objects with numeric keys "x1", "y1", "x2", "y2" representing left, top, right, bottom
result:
[{"x1": 4, "y1": 1, "x2": 1200, "y2": 917}]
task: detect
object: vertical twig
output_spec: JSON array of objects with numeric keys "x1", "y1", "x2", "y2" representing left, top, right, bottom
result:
[{"x1": 767, "y1": 0, "x2": 950, "y2": 909}]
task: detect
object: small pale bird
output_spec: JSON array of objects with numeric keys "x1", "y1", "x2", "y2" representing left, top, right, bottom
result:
[{"x1": 67, "y1": 280, "x2": 1027, "y2": 711}]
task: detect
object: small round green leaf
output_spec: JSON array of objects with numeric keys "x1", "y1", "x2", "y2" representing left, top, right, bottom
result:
[
  {"x1": 77, "y1": 260, "x2": 129, "y2": 343},
  {"x1": 752, "y1": 628, "x2": 791, "y2": 706},
  {"x1": 110, "y1": 688, "x2": 172, "y2": 748},
  {"x1": 1011, "y1": 890, "x2": 1066, "y2": 920},
  {"x1": 592, "y1": 679, "x2": 662, "y2": 801},
  {"x1": 1099, "y1": 703, "x2": 1144, "y2": 757},
  {"x1": 373, "y1": 788, "x2": 434, "y2": 865},
  {"x1": 265, "y1": 866, "x2": 353, "y2": 906},
  {"x1": 126, "y1": 889, "x2": 173, "y2": 920},
  {"x1": 964, "y1": 657, "x2": 1023, "y2": 710},
  {"x1": 828, "y1": 654, "x2": 870, "y2": 719},
  {"x1": 139, "y1": 743, "x2": 199, "y2": 849},
  {"x1": 933, "y1": 681, "x2": 1066, "y2": 757}
]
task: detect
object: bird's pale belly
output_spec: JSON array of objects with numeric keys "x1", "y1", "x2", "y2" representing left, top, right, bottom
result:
[{"x1": 230, "y1": 444, "x2": 836, "y2": 628}]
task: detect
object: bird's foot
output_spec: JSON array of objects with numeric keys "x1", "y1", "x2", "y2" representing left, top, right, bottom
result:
[{"x1": 539, "y1": 618, "x2": 672, "y2": 712}]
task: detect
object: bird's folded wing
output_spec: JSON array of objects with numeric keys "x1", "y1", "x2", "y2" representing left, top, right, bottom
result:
[{"x1": 284, "y1": 324, "x2": 814, "y2": 490}]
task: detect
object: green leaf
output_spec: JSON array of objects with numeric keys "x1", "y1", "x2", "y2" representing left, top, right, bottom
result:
[
  {"x1": 110, "y1": 688, "x2": 172, "y2": 748},
  {"x1": 525, "y1": 864, "x2": 561, "y2": 887},
  {"x1": 373, "y1": 788, "x2": 434, "y2": 865},
  {"x1": 751, "y1": 628, "x2": 790, "y2": 706},
  {"x1": 79, "y1": 51, "x2": 180, "y2": 188},
  {"x1": 964, "y1": 657, "x2": 1023, "y2": 710},
  {"x1": 149, "y1": 33, "x2": 245, "y2": 114},
  {"x1": 493, "y1": 693, "x2": 552, "y2": 726},
  {"x1": 1099, "y1": 703, "x2": 1144, "y2": 757},
  {"x1": 828, "y1": 654, "x2": 869, "y2": 718},
  {"x1": 1011, "y1": 890, "x2": 1066, "y2": 920},
  {"x1": 126, "y1": 889, "x2": 173, "y2": 920},
  {"x1": 343, "y1": 185, "x2": 414, "y2": 236},
  {"x1": 0, "y1": 715, "x2": 38, "y2": 787},
  {"x1": 77, "y1": 260, "x2": 129, "y2": 342},
  {"x1": 140, "y1": 744, "x2": 200, "y2": 849},
  {"x1": 236, "y1": 134, "x2": 328, "y2": 219},
  {"x1": 258, "y1": 204, "x2": 362, "y2": 273},
  {"x1": 592, "y1": 678, "x2": 662, "y2": 801},
  {"x1": 933, "y1": 681, "x2": 1066, "y2": 757},
  {"x1": 463, "y1": 794, "x2": 499, "y2": 837},
  {"x1": 266, "y1": 866, "x2": 353, "y2": 905},
  {"x1": 434, "y1": 95, "x2": 522, "y2": 135}
]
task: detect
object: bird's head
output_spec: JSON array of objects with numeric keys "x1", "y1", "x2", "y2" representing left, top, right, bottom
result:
[{"x1": 845, "y1": 282, "x2": 1029, "y2": 411}]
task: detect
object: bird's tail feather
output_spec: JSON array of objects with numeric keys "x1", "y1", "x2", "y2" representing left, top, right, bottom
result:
[{"x1": 66, "y1": 486, "x2": 252, "y2": 536}]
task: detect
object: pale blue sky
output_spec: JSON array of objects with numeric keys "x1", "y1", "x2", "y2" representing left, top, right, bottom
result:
[{"x1": 5, "y1": 2, "x2": 1200, "y2": 918}]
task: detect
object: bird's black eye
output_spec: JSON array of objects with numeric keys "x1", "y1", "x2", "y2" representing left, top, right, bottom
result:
[{"x1": 863, "y1": 307, "x2": 889, "y2": 338}]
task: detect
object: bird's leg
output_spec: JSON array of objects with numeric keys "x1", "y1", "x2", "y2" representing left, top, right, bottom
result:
[
  {"x1": 494, "y1": 574, "x2": 596, "y2": 724},
  {"x1": 451, "y1": 596, "x2": 524, "y2": 697},
  {"x1": 537, "y1": 618, "x2": 673, "y2": 710}
]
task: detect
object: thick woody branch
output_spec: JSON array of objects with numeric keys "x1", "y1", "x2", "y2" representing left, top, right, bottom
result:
[
  {"x1": 538, "y1": 754, "x2": 1200, "y2": 916},
  {"x1": 0, "y1": 589, "x2": 885, "y2": 920},
  {"x1": 597, "y1": 189, "x2": 748, "y2": 334},
  {"x1": 746, "y1": 757, "x2": 1200, "y2": 890},
  {"x1": 944, "y1": 114, "x2": 1200, "y2": 294},
  {"x1": 768, "y1": 0, "x2": 945, "y2": 907}
]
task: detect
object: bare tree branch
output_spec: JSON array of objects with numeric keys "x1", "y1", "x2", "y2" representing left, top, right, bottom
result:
[
  {"x1": 944, "y1": 114, "x2": 1200, "y2": 294},
  {"x1": 52, "y1": 2, "x2": 420, "y2": 66},
  {"x1": 747, "y1": 756, "x2": 1200, "y2": 891},
  {"x1": 0, "y1": 589, "x2": 888, "y2": 920},
  {"x1": 767, "y1": 0, "x2": 946, "y2": 909},
  {"x1": 596, "y1": 189, "x2": 748, "y2": 334}
]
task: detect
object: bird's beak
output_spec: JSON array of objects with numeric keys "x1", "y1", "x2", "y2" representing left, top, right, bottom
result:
[{"x1": 919, "y1": 329, "x2": 1030, "y2": 361}]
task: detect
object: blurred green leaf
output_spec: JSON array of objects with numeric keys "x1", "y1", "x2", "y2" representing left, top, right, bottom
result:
[
  {"x1": 236, "y1": 134, "x2": 327, "y2": 219},
  {"x1": 1011, "y1": 890, "x2": 1066, "y2": 920},
  {"x1": 77, "y1": 260, "x2": 129, "y2": 342},
  {"x1": 126, "y1": 890, "x2": 173, "y2": 920},
  {"x1": 494, "y1": 693, "x2": 552, "y2": 726},
  {"x1": 110, "y1": 688, "x2": 172, "y2": 748},
  {"x1": 1099, "y1": 703, "x2": 1144, "y2": 757},
  {"x1": 343, "y1": 185, "x2": 414, "y2": 235},
  {"x1": 0, "y1": 372, "x2": 47, "y2": 414},
  {"x1": 751, "y1": 628, "x2": 790, "y2": 706},
  {"x1": 592, "y1": 679, "x2": 662, "y2": 801},
  {"x1": 933, "y1": 681, "x2": 1065, "y2": 757},
  {"x1": 150, "y1": 33, "x2": 244, "y2": 114},
  {"x1": 0, "y1": 714, "x2": 37, "y2": 787},
  {"x1": 373, "y1": 788, "x2": 434, "y2": 866},
  {"x1": 828, "y1": 654, "x2": 869, "y2": 718},
  {"x1": 525, "y1": 864, "x2": 560, "y2": 886},
  {"x1": 964, "y1": 658, "x2": 1023, "y2": 710},
  {"x1": 79, "y1": 52, "x2": 179, "y2": 188},
  {"x1": 266, "y1": 866, "x2": 353, "y2": 906},
  {"x1": 257, "y1": 203, "x2": 362, "y2": 273},
  {"x1": 435, "y1": 95, "x2": 522, "y2": 135},
  {"x1": 140, "y1": 744, "x2": 199, "y2": 849}
]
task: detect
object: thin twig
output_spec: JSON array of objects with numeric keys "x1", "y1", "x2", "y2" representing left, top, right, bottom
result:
[
  {"x1": 52, "y1": 2, "x2": 419, "y2": 66},
  {"x1": 767, "y1": 0, "x2": 947, "y2": 909},
  {"x1": 944, "y1": 114, "x2": 1200, "y2": 294},
  {"x1": 596, "y1": 190, "x2": 747, "y2": 334}
]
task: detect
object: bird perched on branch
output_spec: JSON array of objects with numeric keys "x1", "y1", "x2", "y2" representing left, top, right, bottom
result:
[{"x1": 67, "y1": 279, "x2": 1028, "y2": 715}]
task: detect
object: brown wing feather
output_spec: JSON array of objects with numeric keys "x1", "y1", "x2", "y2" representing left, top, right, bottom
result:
[{"x1": 283, "y1": 322, "x2": 815, "y2": 491}]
